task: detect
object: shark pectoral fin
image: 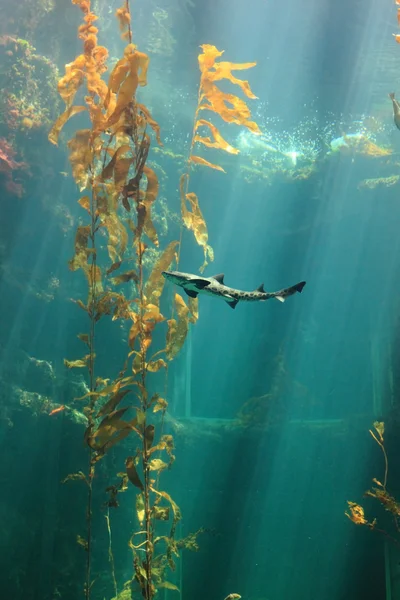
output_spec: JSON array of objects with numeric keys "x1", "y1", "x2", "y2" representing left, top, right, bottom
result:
[
  {"x1": 184, "y1": 289, "x2": 198, "y2": 298},
  {"x1": 190, "y1": 278, "x2": 211, "y2": 289},
  {"x1": 225, "y1": 296, "x2": 239, "y2": 309}
]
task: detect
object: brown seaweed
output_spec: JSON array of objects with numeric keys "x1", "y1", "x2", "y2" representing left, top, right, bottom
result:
[
  {"x1": 346, "y1": 422, "x2": 400, "y2": 545},
  {"x1": 126, "y1": 456, "x2": 144, "y2": 490},
  {"x1": 50, "y1": 2, "x2": 207, "y2": 598},
  {"x1": 181, "y1": 44, "x2": 260, "y2": 270}
]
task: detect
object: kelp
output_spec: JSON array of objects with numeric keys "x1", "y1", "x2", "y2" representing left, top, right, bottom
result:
[
  {"x1": 394, "y1": 1, "x2": 400, "y2": 44},
  {"x1": 48, "y1": 1, "x2": 109, "y2": 144},
  {"x1": 62, "y1": 471, "x2": 89, "y2": 485},
  {"x1": 166, "y1": 294, "x2": 191, "y2": 361},
  {"x1": 144, "y1": 241, "x2": 179, "y2": 306},
  {"x1": 116, "y1": 4, "x2": 132, "y2": 41},
  {"x1": 182, "y1": 43, "x2": 260, "y2": 271},
  {"x1": 48, "y1": 106, "x2": 86, "y2": 146},
  {"x1": 346, "y1": 422, "x2": 400, "y2": 544},
  {"x1": 50, "y1": 2, "x2": 204, "y2": 598},
  {"x1": 190, "y1": 154, "x2": 225, "y2": 172},
  {"x1": 179, "y1": 173, "x2": 213, "y2": 272},
  {"x1": 195, "y1": 44, "x2": 261, "y2": 150},
  {"x1": 193, "y1": 119, "x2": 239, "y2": 155},
  {"x1": 64, "y1": 355, "x2": 92, "y2": 369},
  {"x1": 126, "y1": 456, "x2": 144, "y2": 490},
  {"x1": 97, "y1": 388, "x2": 132, "y2": 417},
  {"x1": 188, "y1": 296, "x2": 199, "y2": 323}
]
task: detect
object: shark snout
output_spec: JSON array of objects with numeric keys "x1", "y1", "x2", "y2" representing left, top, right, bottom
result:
[
  {"x1": 162, "y1": 270, "x2": 177, "y2": 282},
  {"x1": 162, "y1": 270, "x2": 188, "y2": 286}
]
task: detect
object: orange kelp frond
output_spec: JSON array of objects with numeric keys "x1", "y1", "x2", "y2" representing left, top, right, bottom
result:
[
  {"x1": 50, "y1": 2, "x2": 157, "y2": 152},
  {"x1": 137, "y1": 104, "x2": 162, "y2": 146},
  {"x1": 78, "y1": 11, "x2": 99, "y2": 43},
  {"x1": 144, "y1": 241, "x2": 179, "y2": 306},
  {"x1": 67, "y1": 129, "x2": 93, "y2": 191},
  {"x1": 69, "y1": 225, "x2": 92, "y2": 271},
  {"x1": 98, "y1": 206, "x2": 129, "y2": 263},
  {"x1": 394, "y1": 2, "x2": 400, "y2": 41},
  {"x1": 57, "y1": 56, "x2": 86, "y2": 108},
  {"x1": 197, "y1": 44, "x2": 260, "y2": 126},
  {"x1": 345, "y1": 502, "x2": 368, "y2": 526},
  {"x1": 199, "y1": 43, "x2": 258, "y2": 101},
  {"x1": 190, "y1": 154, "x2": 225, "y2": 172},
  {"x1": 189, "y1": 44, "x2": 260, "y2": 172},
  {"x1": 365, "y1": 487, "x2": 400, "y2": 517},
  {"x1": 194, "y1": 119, "x2": 239, "y2": 154},
  {"x1": 212, "y1": 61, "x2": 258, "y2": 98},
  {"x1": 104, "y1": 44, "x2": 149, "y2": 131},
  {"x1": 371, "y1": 421, "x2": 384, "y2": 443},
  {"x1": 179, "y1": 174, "x2": 214, "y2": 272},
  {"x1": 48, "y1": 106, "x2": 86, "y2": 146},
  {"x1": 72, "y1": 0, "x2": 90, "y2": 12},
  {"x1": 48, "y1": 60, "x2": 87, "y2": 145},
  {"x1": 198, "y1": 44, "x2": 224, "y2": 71},
  {"x1": 166, "y1": 294, "x2": 190, "y2": 360},
  {"x1": 165, "y1": 294, "x2": 199, "y2": 359},
  {"x1": 116, "y1": 3, "x2": 132, "y2": 41},
  {"x1": 181, "y1": 46, "x2": 260, "y2": 266},
  {"x1": 141, "y1": 165, "x2": 160, "y2": 247},
  {"x1": 49, "y1": 1, "x2": 109, "y2": 145},
  {"x1": 198, "y1": 86, "x2": 261, "y2": 133}
]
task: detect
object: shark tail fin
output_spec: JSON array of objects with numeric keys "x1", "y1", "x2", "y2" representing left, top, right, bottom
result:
[
  {"x1": 389, "y1": 92, "x2": 395, "y2": 100},
  {"x1": 293, "y1": 281, "x2": 306, "y2": 293},
  {"x1": 274, "y1": 281, "x2": 306, "y2": 303}
]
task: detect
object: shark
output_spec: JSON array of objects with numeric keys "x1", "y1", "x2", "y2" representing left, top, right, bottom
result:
[{"x1": 162, "y1": 270, "x2": 306, "y2": 310}]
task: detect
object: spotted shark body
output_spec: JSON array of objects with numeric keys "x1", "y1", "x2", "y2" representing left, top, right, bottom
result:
[{"x1": 162, "y1": 270, "x2": 306, "y2": 310}]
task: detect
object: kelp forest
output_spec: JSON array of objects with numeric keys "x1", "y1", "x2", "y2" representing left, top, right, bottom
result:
[
  {"x1": 4, "y1": 1, "x2": 400, "y2": 600},
  {"x1": 47, "y1": 1, "x2": 260, "y2": 598}
]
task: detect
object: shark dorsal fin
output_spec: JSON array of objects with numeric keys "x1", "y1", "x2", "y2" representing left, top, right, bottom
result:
[
  {"x1": 256, "y1": 283, "x2": 265, "y2": 293},
  {"x1": 212, "y1": 273, "x2": 225, "y2": 284}
]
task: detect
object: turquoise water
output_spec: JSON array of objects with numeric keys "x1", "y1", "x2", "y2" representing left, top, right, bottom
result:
[{"x1": 1, "y1": 0, "x2": 400, "y2": 599}]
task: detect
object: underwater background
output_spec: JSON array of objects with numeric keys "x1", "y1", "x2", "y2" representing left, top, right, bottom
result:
[{"x1": 1, "y1": 0, "x2": 400, "y2": 599}]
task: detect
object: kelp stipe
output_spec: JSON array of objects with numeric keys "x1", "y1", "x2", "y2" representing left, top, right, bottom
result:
[
  {"x1": 49, "y1": 2, "x2": 203, "y2": 598},
  {"x1": 181, "y1": 44, "x2": 261, "y2": 272}
]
